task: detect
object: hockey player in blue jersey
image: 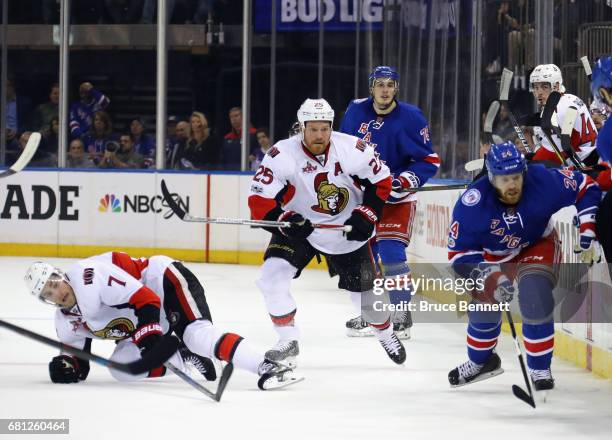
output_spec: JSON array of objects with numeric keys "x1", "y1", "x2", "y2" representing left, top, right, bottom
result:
[
  {"x1": 340, "y1": 66, "x2": 440, "y2": 339},
  {"x1": 590, "y1": 56, "x2": 612, "y2": 261},
  {"x1": 447, "y1": 142, "x2": 601, "y2": 391}
]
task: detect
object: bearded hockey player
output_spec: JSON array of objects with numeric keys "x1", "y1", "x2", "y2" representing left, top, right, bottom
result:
[
  {"x1": 25, "y1": 252, "x2": 298, "y2": 390},
  {"x1": 248, "y1": 98, "x2": 406, "y2": 367},
  {"x1": 527, "y1": 64, "x2": 599, "y2": 166},
  {"x1": 447, "y1": 142, "x2": 601, "y2": 391},
  {"x1": 340, "y1": 66, "x2": 440, "y2": 339}
]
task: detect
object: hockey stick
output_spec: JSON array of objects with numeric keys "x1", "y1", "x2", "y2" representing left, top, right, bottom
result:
[
  {"x1": 160, "y1": 179, "x2": 352, "y2": 232},
  {"x1": 0, "y1": 132, "x2": 41, "y2": 179},
  {"x1": 403, "y1": 183, "x2": 469, "y2": 192},
  {"x1": 0, "y1": 319, "x2": 179, "y2": 375},
  {"x1": 164, "y1": 361, "x2": 234, "y2": 402},
  {"x1": 581, "y1": 56, "x2": 592, "y2": 81},
  {"x1": 504, "y1": 311, "x2": 536, "y2": 408},
  {"x1": 540, "y1": 91, "x2": 583, "y2": 167},
  {"x1": 500, "y1": 69, "x2": 533, "y2": 154},
  {"x1": 464, "y1": 100, "x2": 501, "y2": 172}
]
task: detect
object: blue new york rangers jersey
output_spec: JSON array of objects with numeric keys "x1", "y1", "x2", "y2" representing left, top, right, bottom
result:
[
  {"x1": 597, "y1": 117, "x2": 612, "y2": 164},
  {"x1": 340, "y1": 97, "x2": 440, "y2": 202},
  {"x1": 448, "y1": 165, "x2": 601, "y2": 275}
]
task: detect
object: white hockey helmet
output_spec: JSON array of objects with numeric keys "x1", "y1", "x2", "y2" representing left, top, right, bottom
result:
[
  {"x1": 529, "y1": 64, "x2": 566, "y2": 93},
  {"x1": 297, "y1": 98, "x2": 334, "y2": 131},
  {"x1": 24, "y1": 262, "x2": 65, "y2": 304}
]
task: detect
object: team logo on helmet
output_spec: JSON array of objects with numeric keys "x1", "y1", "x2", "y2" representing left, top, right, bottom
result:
[
  {"x1": 461, "y1": 188, "x2": 481, "y2": 206},
  {"x1": 92, "y1": 317, "x2": 135, "y2": 340},
  {"x1": 311, "y1": 172, "x2": 349, "y2": 215}
]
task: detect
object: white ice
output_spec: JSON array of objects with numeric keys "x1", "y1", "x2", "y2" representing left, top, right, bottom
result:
[{"x1": 1, "y1": 256, "x2": 611, "y2": 440}]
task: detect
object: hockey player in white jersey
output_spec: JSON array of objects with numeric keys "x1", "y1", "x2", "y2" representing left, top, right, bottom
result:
[
  {"x1": 24, "y1": 251, "x2": 298, "y2": 390},
  {"x1": 248, "y1": 98, "x2": 406, "y2": 366},
  {"x1": 527, "y1": 64, "x2": 599, "y2": 166}
]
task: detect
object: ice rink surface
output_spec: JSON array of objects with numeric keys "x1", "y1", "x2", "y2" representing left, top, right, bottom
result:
[{"x1": 1, "y1": 256, "x2": 611, "y2": 440}]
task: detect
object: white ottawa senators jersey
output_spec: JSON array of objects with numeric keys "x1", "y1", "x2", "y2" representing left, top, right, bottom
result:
[
  {"x1": 250, "y1": 132, "x2": 391, "y2": 255},
  {"x1": 533, "y1": 93, "x2": 598, "y2": 162},
  {"x1": 54, "y1": 255, "x2": 172, "y2": 349}
]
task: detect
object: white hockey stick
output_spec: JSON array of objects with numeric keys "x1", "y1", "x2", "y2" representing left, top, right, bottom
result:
[
  {"x1": 581, "y1": 56, "x2": 592, "y2": 79},
  {"x1": 0, "y1": 132, "x2": 41, "y2": 179},
  {"x1": 164, "y1": 361, "x2": 233, "y2": 402},
  {"x1": 160, "y1": 179, "x2": 352, "y2": 232},
  {"x1": 465, "y1": 101, "x2": 501, "y2": 172}
]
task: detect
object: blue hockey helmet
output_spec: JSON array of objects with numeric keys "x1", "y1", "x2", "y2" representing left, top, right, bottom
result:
[
  {"x1": 591, "y1": 56, "x2": 612, "y2": 105},
  {"x1": 369, "y1": 66, "x2": 400, "y2": 89},
  {"x1": 486, "y1": 141, "x2": 527, "y2": 183}
]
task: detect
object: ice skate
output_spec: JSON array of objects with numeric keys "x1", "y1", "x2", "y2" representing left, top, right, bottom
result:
[
  {"x1": 179, "y1": 344, "x2": 217, "y2": 381},
  {"x1": 448, "y1": 353, "x2": 504, "y2": 387},
  {"x1": 257, "y1": 359, "x2": 304, "y2": 390},
  {"x1": 265, "y1": 340, "x2": 299, "y2": 368}
]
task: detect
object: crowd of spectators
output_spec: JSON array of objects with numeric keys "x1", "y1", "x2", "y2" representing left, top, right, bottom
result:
[{"x1": 2, "y1": 79, "x2": 275, "y2": 172}]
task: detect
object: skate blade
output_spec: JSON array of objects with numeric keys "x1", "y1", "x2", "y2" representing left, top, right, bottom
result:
[
  {"x1": 346, "y1": 328, "x2": 375, "y2": 337},
  {"x1": 450, "y1": 368, "x2": 505, "y2": 388},
  {"x1": 261, "y1": 374, "x2": 305, "y2": 390},
  {"x1": 394, "y1": 329, "x2": 411, "y2": 340}
]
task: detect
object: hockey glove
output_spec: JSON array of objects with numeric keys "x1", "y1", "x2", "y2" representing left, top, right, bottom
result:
[
  {"x1": 344, "y1": 205, "x2": 377, "y2": 242},
  {"x1": 390, "y1": 172, "x2": 420, "y2": 199},
  {"x1": 573, "y1": 236, "x2": 602, "y2": 266},
  {"x1": 277, "y1": 210, "x2": 314, "y2": 240},
  {"x1": 49, "y1": 355, "x2": 90, "y2": 383},
  {"x1": 132, "y1": 323, "x2": 163, "y2": 356},
  {"x1": 470, "y1": 262, "x2": 516, "y2": 304}
]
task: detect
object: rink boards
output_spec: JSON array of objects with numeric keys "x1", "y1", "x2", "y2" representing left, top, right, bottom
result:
[{"x1": 0, "y1": 169, "x2": 610, "y2": 379}]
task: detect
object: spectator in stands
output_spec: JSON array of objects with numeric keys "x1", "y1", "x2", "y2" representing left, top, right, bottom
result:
[
  {"x1": 8, "y1": 131, "x2": 57, "y2": 168},
  {"x1": 249, "y1": 127, "x2": 271, "y2": 171},
  {"x1": 221, "y1": 106, "x2": 256, "y2": 170},
  {"x1": 492, "y1": 106, "x2": 515, "y2": 140},
  {"x1": 67, "y1": 138, "x2": 96, "y2": 168},
  {"x1": 41, "y1": 117, "x2": 59, "y2": 156},
  {"x1": 3, "y1": 78, "x2": 32, "y2": 141},
  {"x1": 175, "y1": 111, "x2": 220, "y2": 170},
  {"x1": 32, "y1": 83, "x2": 59, "y2": 132},
  {"x1": 129, "y1": 118, "x2": 156, "y2": 167},
  {"x1": 98, "y1": 133, "x2": 145, "y2": 169},
  {"x1": 141, "y1": 0, "x2": 213, "y2": 24},
  {"x1": 165, "y1": 115, "x2": 179, "y2": 160},
  {"x1": 69, "y1": 81, "x2": 110, "y2": 139},
  {"x1": 168, "y1": 120, "x2": 191, "y2": 168},
  {"x1": 103, "y1": 0, "x2": 144, "y2": 24},
  {"x1": 82, "y1": 111, "x2": 118, "y2": 165}
]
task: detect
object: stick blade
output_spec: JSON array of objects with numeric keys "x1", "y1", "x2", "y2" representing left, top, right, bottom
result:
[
  {"x1": 500, "y1": 68, "x2": 514, "y2": 101},
  {"x1": 0, "y1": 132, "x2": 41, "y2": 178},
  {"x1": 465, "y1": 159, "x2": 484, "y2": 172},
  {"x1": 512, "y1": 385, "x2": 536, "y2": 408},
  {"x1": 160, "y1": 179, "x2": 187, "y2": 220},
  {"x1": 123, "y1": 334, "x2": 180, "y2": 375},
  {"x1": 214, "y1": 363, "x2": 234, "y2": 402},
  {"x1": 484, "y1": 101, "x2": 500, "y2": 134},
  {"x1": 561, "y1": 106, "x2": 578, "y2": 136},
  {"x1": 580, "y1": 56, "x2": 592, "y2": 77}
]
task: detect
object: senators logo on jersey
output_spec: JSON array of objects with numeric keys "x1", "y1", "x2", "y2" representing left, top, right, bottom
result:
[
  {"x1": 91, "y1": 317, "x2": 135, "y2": 340},
  {"x1": 311, "y1": 172, "x2": 349, "y2": 215}
]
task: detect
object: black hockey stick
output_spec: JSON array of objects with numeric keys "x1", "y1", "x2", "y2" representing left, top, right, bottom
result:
[
  {"x1": 404, "y1": 183, "x2": 469, "y2": 192},
  {"x1": 0, "y1": 132, "x2": 41, "y2": 179},
  {"x1": 499, "y1": 69, "x2": 533, "y2": 154},
  {"x1": 160, "y1": 179, "x2": 351, "y2": 231},
  {"x1": 504, "y1": 311, "x2": 536, "y2": 408},
  {"x1": 165, "y1": 361, "x2": 234, "y2": 402},
  {"x1": 0, "y1": 319, "x2": 179, "y2": 375}
]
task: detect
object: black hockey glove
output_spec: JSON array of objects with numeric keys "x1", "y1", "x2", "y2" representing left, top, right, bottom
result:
[
  {"x1": 344, "y1": 205, "x2": 377, "y2": 242},
  {"x1": 278, "y1": 210, "x2": 314, "y2": 240},
  {"x1": 49, "y1": 355, "x2": 90, "y2": 383},
  {"x1": 132, "y1": 323, "x2": 163, "y2": 357}
]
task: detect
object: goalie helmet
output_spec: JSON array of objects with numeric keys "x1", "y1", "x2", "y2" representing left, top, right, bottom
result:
[
  {"x1": 529, "y1": 64, "x2": 566, "y2": 93},
  {"x1": 591, "y1": 56, "x2": 612, "y2": 106},
  {"x1": 24, "y1": 262, "x2": 65, "y2": 304},
  {"x1": 486, "y1": 141, "x2": 527, "y2": 184}
]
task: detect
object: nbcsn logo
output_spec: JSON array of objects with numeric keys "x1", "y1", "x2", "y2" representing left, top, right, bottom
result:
[{"x1": 99, "y1": 194, "x2": 121, "y2": 213}]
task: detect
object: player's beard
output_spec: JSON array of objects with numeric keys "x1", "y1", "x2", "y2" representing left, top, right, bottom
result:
[{"x1": 498, "y1": 187, "x2": 522, "y2": 205}]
